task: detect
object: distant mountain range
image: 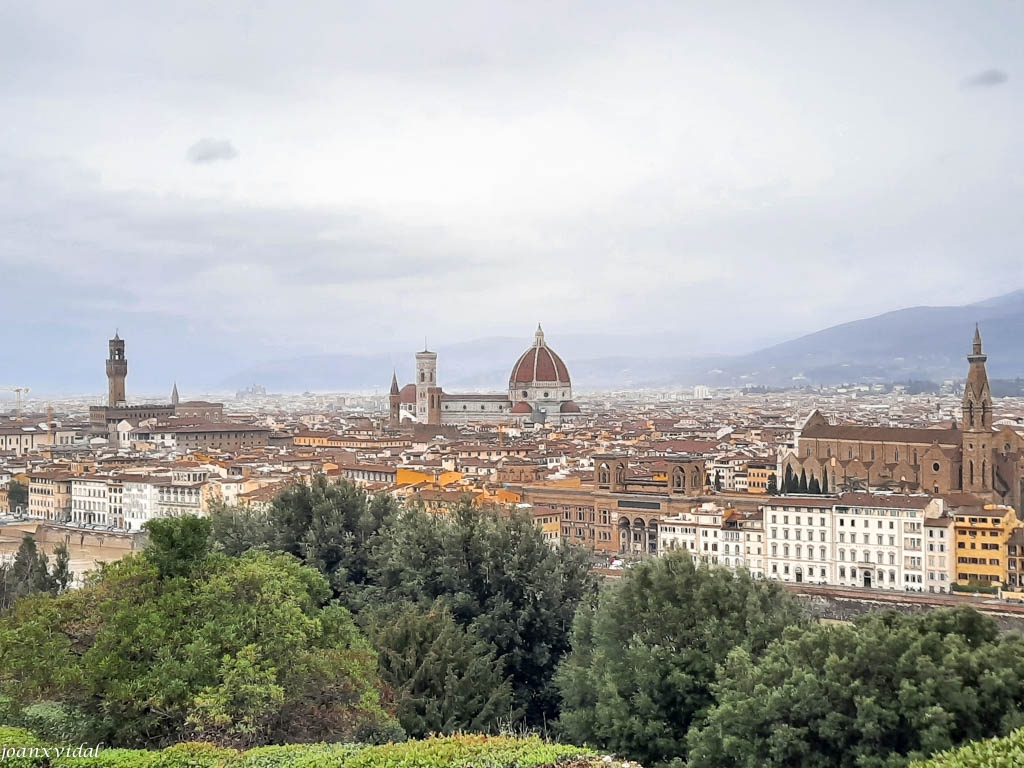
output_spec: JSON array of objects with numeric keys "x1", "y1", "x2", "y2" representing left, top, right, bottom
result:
[{"x1": 218, "y1": 290, "x2": 1024, "y2": 392}]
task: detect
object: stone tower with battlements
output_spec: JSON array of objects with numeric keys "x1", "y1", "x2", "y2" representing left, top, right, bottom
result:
[{"x1": 106, "y1": 333, "x2": 128, "y2": 407}]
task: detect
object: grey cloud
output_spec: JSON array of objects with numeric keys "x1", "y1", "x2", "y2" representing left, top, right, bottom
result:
[
  {"x1": 962, "y1": 69, "x2": 1008, "y2": 88},
  {"x1": 186, "y1": 138, "x2": 239, "y2": 164}
]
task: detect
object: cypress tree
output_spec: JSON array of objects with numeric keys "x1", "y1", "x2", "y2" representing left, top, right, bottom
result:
[
  {"x1": 799, "y1": 468, "x2": 808, "y2": 493},
  {"x1": 822, "y1": 467, "x2": 829, "y2": 494}
]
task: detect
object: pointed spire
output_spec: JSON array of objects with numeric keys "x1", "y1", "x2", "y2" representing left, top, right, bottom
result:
[
  {"x1": 390, "y1": 370, "x2": 400, "y2": 396},
  {"x1": 535, "y1": 323, "x2": 545, "y2": 346},
  {"x1": 171, "y1": 381, "x2": 179, "y2": 405},
  {"x1": 973, "y1": 323, "x2": 983, "y2": 356}
]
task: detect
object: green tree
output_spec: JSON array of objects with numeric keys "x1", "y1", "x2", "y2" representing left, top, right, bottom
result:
[
  {"x1": 364, "y1": 601, "x2": 514, "y2": 738},
  {"x1": 208, "y1": 500, "x2": 274, "y2": 557},
  {"x1": 7, "y1": 480, "x2": 28, "y2": 512},
  {"x1": 822, "y1": 467, "x2": 830, "y2": 494},
  {"x1": 555, "y1": 553, "x2": 806, "y2": 766},
  {"x1": 215, "y1": 475, "x2": 399, "y2": 601},
  {"x1": 809, "y1": 475, "x2": 821, "y2": 494},
  {"x1": 714, "y1": 471, "x2": 722, "y2": 491},
  {"x1": 688, "y1": 608, "x2": 1024, "y2": 768},
  {"x1": 143, "y1": 515, "x2": 213, "y2": 579},
  {"x1": 0, "y1": 536, "x2": 54, "y2": 610},
  {"x1": 368, "y1": 503, "x2": 595, "y2": 726},
  {"x1": 0, "y1": 549, "x2": 396, "y2": 748},
  {"x1": 766, "y1": 473, "x2": 778, "y2": 495},
  {"x1": 49, "y1": 542, "x2": 73, "y2": 594},
  {"x1": 799, "y1": 468, "x2": 809, "y2": 493},
  {"x1": 784, "y1": 465, "x2": 794, "y2": 493}
]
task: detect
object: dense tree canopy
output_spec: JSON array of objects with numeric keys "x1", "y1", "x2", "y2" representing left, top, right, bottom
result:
[
  {"x1": 0, "y1": 521, "x2": 397, "y2": 748},
  {"x1": 688, "y1": 608, "x2": 1024, "y2": 768},
  {"x1": 368, "y1": 503, "x2": 595, "y2": 726},
  {"x1": 210, "y1": 475, "x2": 399, "y2": 602},
  {"x1": 555, "y1": 553, "x2": 806, "y2": 767},
  {"x1": 364, "y1": 600, "x2": 514, "y2": 738}
]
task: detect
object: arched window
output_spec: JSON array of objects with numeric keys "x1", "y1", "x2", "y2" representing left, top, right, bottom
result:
[{"x1": 969, "y1": 461, "x2": 975, "y2": 486}]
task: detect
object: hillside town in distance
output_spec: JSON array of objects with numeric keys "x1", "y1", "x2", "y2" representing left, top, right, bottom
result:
[{"x1": 4, "y1": 324, "x2": 1024, "y2": 602}]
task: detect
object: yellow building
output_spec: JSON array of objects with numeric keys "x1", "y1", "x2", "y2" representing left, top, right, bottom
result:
[
  {"x1": 954, "y1": 504, "x2": 1019, "y2": 586},
  {"x1": 746, "y1": 461, "x2": 776, "y2": 494},
  {"x1": 293, "y1": 432, "x2": 330, "y2": 447}
]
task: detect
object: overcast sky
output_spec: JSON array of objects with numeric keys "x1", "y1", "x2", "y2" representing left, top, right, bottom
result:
[{"x1": 2, "y1": 1, "x2": 1023, "y2": 386}]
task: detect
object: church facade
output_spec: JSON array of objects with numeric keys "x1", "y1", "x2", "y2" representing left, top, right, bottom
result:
[
  {"x1": 389, "y1": 325, "x2": 583, "y2": 427},
  {"x1": 783, "y1": 327, "x2": 1024, "y2": 512}
]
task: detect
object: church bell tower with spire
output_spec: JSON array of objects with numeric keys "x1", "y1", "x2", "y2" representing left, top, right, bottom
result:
[
  {"x1": 388, "y1": 371, "x2": 401, "y2": 428},
  {"x1": 961, "y1": 325, "x2": 994, "y2": 494}
]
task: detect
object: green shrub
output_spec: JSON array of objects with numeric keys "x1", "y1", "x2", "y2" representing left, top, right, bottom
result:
[
  {"x1": 0, "y1": 727, "x2": 44, "y2": 768},
  {"x1": 911, "y1": 727, "x2": 1024, "y2": 767},
  {"x1": 16, "y1": 702, "x2": 96, "y2": 744},
  {"x1": 229, "y1": 743, "x2": 365, "y2": 767},
  {"x1": 346, "y1": 734, "x2": 597, "y2": 768}
]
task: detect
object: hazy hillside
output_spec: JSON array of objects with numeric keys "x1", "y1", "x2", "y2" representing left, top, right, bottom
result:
[{"x1": 213, "y1": 290, "x2": 1024, "y2": 391}]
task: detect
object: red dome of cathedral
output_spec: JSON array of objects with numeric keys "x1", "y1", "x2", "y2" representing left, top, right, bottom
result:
[{"x1": 509, "y1": 325, "x2": 571, "y2": 386}]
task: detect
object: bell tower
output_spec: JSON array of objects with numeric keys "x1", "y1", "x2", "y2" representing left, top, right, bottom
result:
[
  {"x1": 106, "y1": 332, "x2": 128, "y2": 407},
  {"x1": 415, "y1": 348, "x2": 442, "y2": 426},
  {"x1": 388, "y1": 371, "x2": 401, "y2": 428},
  {"x1": 961, "y1": 325, "x2": 993, "y2": 493}
]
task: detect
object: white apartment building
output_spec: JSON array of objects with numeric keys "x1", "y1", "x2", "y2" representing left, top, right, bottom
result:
[
  {"x1": 122, "y1": 478, "x2": 159, "y2": 531},
  {"x1": 658, "y1": 503, "x2": 740, "y2": 569},
  {"x1": 763, "y1": 493, "x2": 942, "y2": 591},
  {"x1": 764, "y1": 496, "x2": 835, "y2": 584},
  {"x1": 70, "y1": 476, "x2": 109, "y2": 526},
  {"x1": 925, "y1": 515, "x2": 955, "y2": 593},
  {"x1": 154, "y1": 481, "x2": 203, "y2": 519},
  {"x1": 740, "y1": 511, "x2": 766, "y2": 578},
  {"x1": 659, "y1": 511, "x2": 696, "y2": 556}
]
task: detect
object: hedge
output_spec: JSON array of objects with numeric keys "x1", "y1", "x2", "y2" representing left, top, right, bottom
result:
[{"x1": 0, "y1": 733, "x2": 602, "y2": 768}]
